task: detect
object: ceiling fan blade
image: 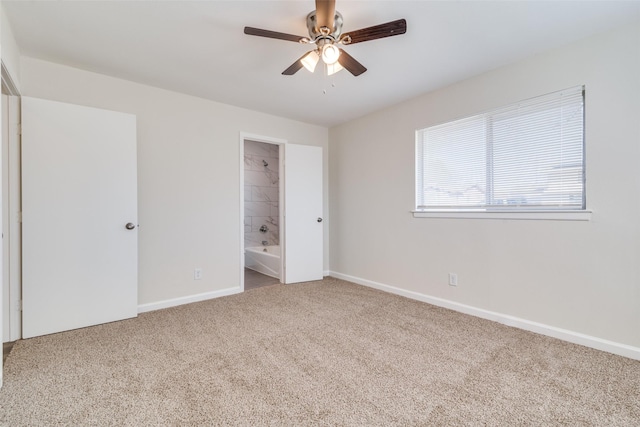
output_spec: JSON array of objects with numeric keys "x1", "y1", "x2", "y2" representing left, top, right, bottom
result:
[
  {"x1": 338, "y1": 49, "x2": 367, "y2": 76},
  {"x1": 282, "y1": 52, "x2": 311, "y2": 75},
  {"x1": 342, "y1": 19, "x2": 407, "y2": 45},
  {"x1": 315, "y1": 0, "x2": 336, "y2": 31},
  {"x1": 244, "y1": 27, "x2": 306, "y2": 43}
]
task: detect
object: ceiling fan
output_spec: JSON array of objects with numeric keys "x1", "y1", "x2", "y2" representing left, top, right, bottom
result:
[{"x1": 244, "y1": 0, "x2": 407, "y2": 77}]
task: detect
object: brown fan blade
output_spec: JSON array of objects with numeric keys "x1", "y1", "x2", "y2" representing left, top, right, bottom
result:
[
  {"x1": 244, "y1": 27, "x2": 306, "y2": 43},
  {"x1": 342, "y1": 19, "x2": 407, "y2": 45},
  {"x1": 282, "y1": 52, "x2": 312, "y2": 75},
  {"x1": 315, "y1": 0, "x2": 336, "y2": 31},
  {"x1": 338, "y1": 49, "x2": 367, "y2": 76}
]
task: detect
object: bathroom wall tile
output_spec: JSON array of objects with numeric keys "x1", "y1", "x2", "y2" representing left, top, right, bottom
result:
[
  {"x1": 265, "y1": 170, "x2": 279, "y2": 187},
  {"x1": 246, "y1": 155, "x2": 257, "y2": 171},
  {"x1": 245, "y1": 233, "x2": 262, "y2": 248},
  {"x1": 244, "y1": 141, "x2": 262, "y2": 156},
  {"x1": 252, "y1": 221, "x2": 266, "y2": 233},
  {"x1": 252, "y1": 223, "x2": 269, "y2": 233},
  {"x1": 245, "y1": 141, "x2": 279, "y2": 160},
  {"x1": 245, "y1": 140, "x2": 273, "y2": 158},
  {"x1": 266, "y1": 230, "x2": 279, "y2": 245},
  {"x1": 246, "y1": 231, "x2": 278, "y2": 247},
  {"x1": 245, "y1": 170, "x2": 272, "y2": 187},
  {"x1": 254, "y1": 216, "x2": 278, "y2": 227},
  {"x1": 267, "y1": 143, "x2": 279, "y2": 158},
  {"x1": 247, "y1": 156, "x2": 259, "y2": 171},
  {"x1": 245, "y1": 201, "x2": 271, "y2": 217},
  {"x1": 244, "y1": 140, "x2": 280, "y2": 249},
  {"x1": 252, "y1": 186, "x2": 278, "y2": 202},
  {"x1": 246, "y1": 229, "x2": 278, "y2": 247},
  {"x1": 250, "y1": 156, "x2": 278, "y2": 173},
  {"x1": 252, "y1": 217, "x2": 278, "y2": 232},
  {"x1": 245, "y1": 232, "x2": 273, "y2": 248}
]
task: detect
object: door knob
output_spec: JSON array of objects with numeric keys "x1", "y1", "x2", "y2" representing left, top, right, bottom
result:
[
  {"x1": 317, "y1": 218, "x2": 323, "y2": 223},
  {"x1": 125, "y1": 222, "x2": 136, "y2": 230}
]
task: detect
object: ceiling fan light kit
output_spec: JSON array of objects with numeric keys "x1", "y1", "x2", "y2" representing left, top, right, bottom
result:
[
  {"x1": 244, "y1": 0, "x2": 407, "y2": 77},
  {"x1": 301, "y1": 50, "x2": 320, "y2": 73},
  {"x1": 326, "y1": 61, "x2": 343, "y2": 76},
  {"x1": 321, "y1": 44, "x2": 340, "y2": 65}
]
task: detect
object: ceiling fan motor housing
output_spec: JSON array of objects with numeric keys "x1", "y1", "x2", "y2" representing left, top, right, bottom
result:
[{"x1": 306, "y1": 10, "x2": 343, "y2": 41}]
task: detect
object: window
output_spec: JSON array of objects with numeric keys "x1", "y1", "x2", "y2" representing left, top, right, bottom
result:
[{"x1": 415, "y1": 86, "x2": 587, "y2": 219}]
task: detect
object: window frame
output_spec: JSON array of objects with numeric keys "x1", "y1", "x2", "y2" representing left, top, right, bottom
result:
[{"x1": 413, "y1": 86, "x2": 591, "y2": 221}]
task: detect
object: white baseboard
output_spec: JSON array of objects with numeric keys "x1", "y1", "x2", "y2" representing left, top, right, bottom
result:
[
  {"x1": 328, "y1": 271, "x2": 640, "y2": 361},
  {"x1": 138, "y1": 287, "x2": 242, "y2": 314}
]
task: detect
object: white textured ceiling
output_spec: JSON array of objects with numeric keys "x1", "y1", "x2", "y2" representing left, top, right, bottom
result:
[{"x1": 3, "y1": 1, "x2": 640, "y2": 127}]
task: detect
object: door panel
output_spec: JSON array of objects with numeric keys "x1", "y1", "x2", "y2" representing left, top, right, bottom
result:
[
  {"x1": 22, "y1": 97, "x2": 138, "y2": 338},
  {"x1": 284, "y1": 144, "x2": 323, "y2": 283}
]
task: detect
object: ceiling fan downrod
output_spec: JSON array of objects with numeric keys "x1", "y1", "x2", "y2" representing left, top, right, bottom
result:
[{"x1": 306, "y1": 10, "x2": 344, "y2": 44}]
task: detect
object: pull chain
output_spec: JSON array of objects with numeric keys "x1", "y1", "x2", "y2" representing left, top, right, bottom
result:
[{"x1": 322, "y1": 63, "x2": 337, "y2": 95}]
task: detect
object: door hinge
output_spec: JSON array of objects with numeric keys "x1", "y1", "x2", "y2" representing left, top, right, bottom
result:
[
  {"x1": 17, "y1": 211, "x2": 22, "y2": 223},
  {"x1": 15, "y1": 299, "x2": 22, "y2": 312}
]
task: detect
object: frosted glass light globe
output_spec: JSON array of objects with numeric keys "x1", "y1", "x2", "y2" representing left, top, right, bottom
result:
[{"x1": 321, "y1": 44, "x2": 340, "y2": 65}]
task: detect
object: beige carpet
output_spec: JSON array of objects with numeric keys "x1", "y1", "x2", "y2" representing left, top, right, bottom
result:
[{"x1": 1, "y1": 278, "x2": 638, "y2": 425}]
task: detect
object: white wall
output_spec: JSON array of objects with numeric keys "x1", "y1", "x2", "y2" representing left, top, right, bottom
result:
[
  {"x1": 1, "y1": 4, "x2": 21, "y2": 90},
  {"x1": 329, "y1": 22, "x2": 640, "y2": 351},
  {"x1": 20, "y1": 57, "x2": 328, "y2": 307}
]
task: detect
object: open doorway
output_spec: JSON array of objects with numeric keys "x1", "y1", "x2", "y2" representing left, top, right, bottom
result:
[
  {"x1": 239, "y1": 133, "x2": 324, "y2": 291},
  {"x1": 242, "y1": 137, "x2": 283, "y2": 290}
]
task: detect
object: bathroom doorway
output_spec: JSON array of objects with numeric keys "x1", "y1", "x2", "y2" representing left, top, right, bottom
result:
[
  {"x1": 243, "y1": 138, "x2": 282, "y2": 290},
  {"x1": 240, "y1": 133, "x2": 323, "y2": 290}
]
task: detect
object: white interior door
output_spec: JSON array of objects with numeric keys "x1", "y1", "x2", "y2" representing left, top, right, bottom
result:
[
  {"x1": 284, "y1": 144, "x2": 323, "y2": 284},
  {"x1": 22, "y1": 97, "x2": 138, "y2": 338}
]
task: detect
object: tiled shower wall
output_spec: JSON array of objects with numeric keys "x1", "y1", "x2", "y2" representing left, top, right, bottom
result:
[{"x1": 244, "y1": 140, "x2": 279, "y2": 248}]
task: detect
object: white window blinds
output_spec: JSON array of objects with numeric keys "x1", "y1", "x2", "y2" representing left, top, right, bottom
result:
[{"x1": 416, "y1": 86, "x2": 585, "y2": 211}]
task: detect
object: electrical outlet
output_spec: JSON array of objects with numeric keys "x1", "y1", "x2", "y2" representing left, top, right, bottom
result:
[
  {"x1": 194, "y1": 268, "x2": 202, "y2": 280},
  {"x1": 448, "y1": 273, "x2": 458, "y2": 286}
]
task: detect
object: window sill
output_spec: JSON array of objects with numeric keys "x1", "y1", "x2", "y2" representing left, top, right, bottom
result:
[{"x1": 412, "y1": 209, "x2": 592, "y2": 221}]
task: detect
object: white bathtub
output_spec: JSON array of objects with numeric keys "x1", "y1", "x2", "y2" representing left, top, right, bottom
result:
[{"x1": 245, "y1": 245, "x2": 281, "y2": 279}]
